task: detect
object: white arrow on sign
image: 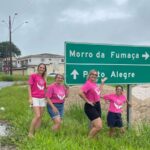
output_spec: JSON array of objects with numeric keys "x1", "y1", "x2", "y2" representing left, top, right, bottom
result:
[
  {"x1": 142, "y1": 51, "x2": 149, "y2": 60},
  {"x1": 71, "y1": 69, "x2": 79, "y2": 80}
]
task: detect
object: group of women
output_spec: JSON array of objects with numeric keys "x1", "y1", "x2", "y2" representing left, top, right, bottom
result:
[{"x1": 28, "y1": 63, "x2": 130, "y2": 138}]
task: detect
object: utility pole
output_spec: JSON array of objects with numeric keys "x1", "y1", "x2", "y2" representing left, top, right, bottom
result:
[
  {"x1": 2, "y1": 13, "x2": 28, "y2": 75},
  {"x1": 9, "y1": 15, "x2": 12, "y2": 75}
]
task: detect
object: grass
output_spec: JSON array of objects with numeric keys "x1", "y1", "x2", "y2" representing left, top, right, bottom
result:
[
  {"x1": 0, "y1": 74, "x2": 54, "y2": 83},
  {"x1": 0, "y1": 74, "x2": 28, "y2": 81},
  {"x1": 0, "y1": 85, "x2": 150, "y2": 150}
]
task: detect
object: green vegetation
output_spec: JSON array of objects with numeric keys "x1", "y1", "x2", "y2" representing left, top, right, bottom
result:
[
  {"x1": 0, "y1": 74, "x2": 54, "y2": 85},
  {"x1": 0, "y1": 41, "x2": 21, "y2": 58},
  {"x1": 0, "y1": 85, "x2": 150, "y2": 150},
  {"x1": 0, "y1": 74, "x2": 28, "y2": 81}
]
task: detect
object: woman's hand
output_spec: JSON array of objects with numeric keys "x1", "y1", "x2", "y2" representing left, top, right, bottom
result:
[
  {"x1": 87, "y1": 101, "x2": 94, "y2": 106},
  {"x1": 65, "y1": 85, "x2": 69, "y2": 89},
  {"x1": 101, "y1": 77, "x2": 108, "y2": 83},
  {"x1": 127, "y1": 101, "x2": 132, "y2": 107},
  {"x1": 52, "y1": 106, "x2": 59, "y2": 114},
  {"x1": 29, "y1": 97, "x2": 33, "y2": 105}
]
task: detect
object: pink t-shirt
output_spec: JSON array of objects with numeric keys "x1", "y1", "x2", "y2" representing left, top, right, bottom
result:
[
  {"x1": 103, "y1": 93, "x2": 126, "y2": 113},
  {"x1": 46, "y1": 83, "x2": 68, "y2": 104},
  {"x1": 81, "y1": 79, "x2": 101, "y2": 103},
  {"x1": 28, "y1": 73, "x2": 46, "y2": 98}
]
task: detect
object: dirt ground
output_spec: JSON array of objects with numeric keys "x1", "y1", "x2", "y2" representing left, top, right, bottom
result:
[{"x1": 65, "y1": 84, "x2": 150, "y2": 125}]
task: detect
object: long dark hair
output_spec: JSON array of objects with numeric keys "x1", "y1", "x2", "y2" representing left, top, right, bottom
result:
[
  {"x1": 37, "y1": 63, "x2": 47, "y2": 79},
  {"x1": 115, "y1": 85, "x2": 123, "y2": 91}
]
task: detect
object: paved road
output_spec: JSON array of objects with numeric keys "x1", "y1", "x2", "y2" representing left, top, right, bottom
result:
[{"x1": 0, "y1": 81, "x2": 14, "y2": 89}]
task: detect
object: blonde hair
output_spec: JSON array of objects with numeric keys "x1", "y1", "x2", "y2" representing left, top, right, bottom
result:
[
  {"x1": 87, "y1": 69, "x2": 98, "y2": 80},
  {"x1": 37, "y1": 63, "x2": 47, "y2": 81}
]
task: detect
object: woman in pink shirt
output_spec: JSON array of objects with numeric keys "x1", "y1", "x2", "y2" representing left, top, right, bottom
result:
[
  {"x1": 46, "y1": 74, "x2": 69, "y2": 132},
  {"x1": 79, "y1": 70, "x2": 107, "y2": 138},
  {"x1": 28, "y1": 63, "x2": 47, "y2": 137},
  {"x1": 102, "y1": 85, "x2": 130, "y2": 137}
]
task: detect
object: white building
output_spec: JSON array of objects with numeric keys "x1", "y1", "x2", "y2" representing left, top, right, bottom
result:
[{"x1": 13, "y1": 53, "x2": 64, "y2": 75}]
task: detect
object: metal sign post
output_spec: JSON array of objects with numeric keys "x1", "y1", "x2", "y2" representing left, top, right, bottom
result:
[{"x1": 127, "y1": 84, "x2": 132, "y2": 128}]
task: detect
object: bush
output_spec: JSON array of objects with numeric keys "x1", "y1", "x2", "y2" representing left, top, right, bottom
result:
[
  {"x1": 0, "y1": 74, "x2": 28, "y2": 81},
  {"x1": 1, "y1": 75, "x2": 14, "y2": 81}
]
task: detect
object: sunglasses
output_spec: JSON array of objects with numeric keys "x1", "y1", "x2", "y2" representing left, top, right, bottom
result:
[
  {"x1": 57, "y1": 77, "x2": 64, "y2": 79},
  {"x1": 116, "y1": 88, "x2": 123, "y2": 91},
  {"x1": 90, "y1": 73, "x2": 98, "y2": 76}
]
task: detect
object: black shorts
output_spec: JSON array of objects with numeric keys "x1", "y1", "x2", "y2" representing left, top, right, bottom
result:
[
  {"x1": 107, "y1": 111, "x2": 123, "y2": 128},
  {"x1": 84, "y1": 102, "x2": 101, "y2": 121}
]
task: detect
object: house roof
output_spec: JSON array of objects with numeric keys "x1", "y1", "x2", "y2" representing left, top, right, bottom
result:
[{"x1": 17, "y1": 53, "x2": 64, "y2": 60}]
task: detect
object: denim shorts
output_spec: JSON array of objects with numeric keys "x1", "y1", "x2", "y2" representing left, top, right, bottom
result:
[{"x1": 47, "y1": 103, "x2": 64, "y2": 119}]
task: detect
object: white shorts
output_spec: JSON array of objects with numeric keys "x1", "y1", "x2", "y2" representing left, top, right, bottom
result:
[{"x1": 32, "y1": 97, "x2": 46, "y2": 107}]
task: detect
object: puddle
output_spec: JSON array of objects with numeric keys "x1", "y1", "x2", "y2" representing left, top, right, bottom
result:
[
  {"x1": 0, "y1": 144, "x2": 16, "y2": 150},
  {"x1": 0, "y1": 122, "x2": 9, "y2": 137},
  {"x1": 0, "y1": 122, "x2": 16, "y2": 150}
]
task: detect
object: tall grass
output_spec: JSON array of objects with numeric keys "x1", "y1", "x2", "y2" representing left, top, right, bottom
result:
[
  {"x1": 0, "y1": 86, "x2": 150, "y2": 150},
  {"x1": 0, "y1": 74, "x2": 28, "y2": 81},
  {"x1": 0, "y1": 74, "x2": 54, "y2": 86}
]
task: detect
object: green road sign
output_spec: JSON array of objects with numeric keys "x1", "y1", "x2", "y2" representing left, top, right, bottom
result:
[{"x1": 65, "y1": 42, "x2": 150, "y2": 84}]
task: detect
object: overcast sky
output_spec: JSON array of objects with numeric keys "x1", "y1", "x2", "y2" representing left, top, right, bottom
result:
[{"x1": 0, "y1": 0, "x2": 150, "y2": 56}]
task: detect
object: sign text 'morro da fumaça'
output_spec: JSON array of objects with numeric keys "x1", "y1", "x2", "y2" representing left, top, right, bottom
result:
[
  {"x1": 69, "y1": 50, "x2": 142, "y2": 60},
  {"x1": 66, "y1": 43, "x2": 150, "y2": 64}
]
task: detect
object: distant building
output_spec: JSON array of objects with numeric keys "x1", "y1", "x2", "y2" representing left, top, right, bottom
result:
[
  {"x1": 0, "y1": 58, "x2": 3, "y2": 72},
  {"x1": 1, "y1": 57, "x2": 17, "y2": 74},
  {"x1": 12, "y1": 53, "x2": 64, "y2": 75}
]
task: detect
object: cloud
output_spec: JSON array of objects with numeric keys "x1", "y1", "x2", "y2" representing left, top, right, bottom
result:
[
  {"x1": 59, "y1": 8, "x2": 132, "y2": 24},
  {"x1": 1, "y1": 0, "x2": 150, "y2": 56},
  {"x1": 113, "y1": 0, "x2": 128, "y2": 6}
]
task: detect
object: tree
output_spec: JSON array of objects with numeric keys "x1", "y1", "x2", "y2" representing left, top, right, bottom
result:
[{"x1": 0, "y1": 41, "x2": 21, "y2": 58}]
